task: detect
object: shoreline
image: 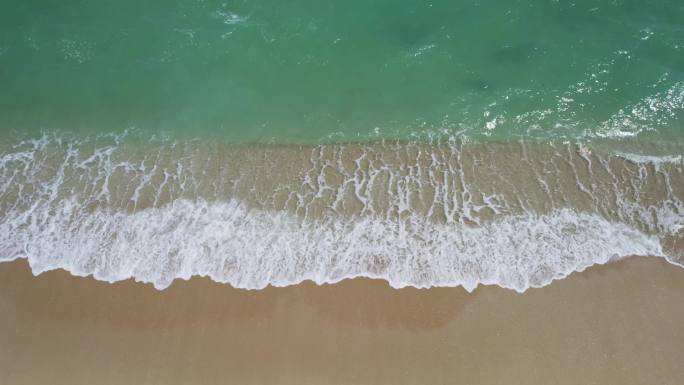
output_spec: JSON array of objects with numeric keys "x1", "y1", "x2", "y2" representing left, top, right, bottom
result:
[
  {"x1": 1, "y1": 256, "x2": 684, "y2": 384},
  {"x1": 5, "y1": 127, "x2": 684, "y2": 152},
  {"x1": 7, "y1": 251, "x2": 684, "y2": 293},
  {"x1": 3, "y1": 133, "x2": 682, "y2": 292}
]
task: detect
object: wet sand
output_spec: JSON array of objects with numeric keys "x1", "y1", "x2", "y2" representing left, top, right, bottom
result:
[{"x1": 0, "y1": 257, "x2": 683, "y2": 385}]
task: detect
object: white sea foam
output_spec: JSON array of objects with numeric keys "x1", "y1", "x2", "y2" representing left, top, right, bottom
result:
[
  {"x1": 0, "y1": 199, "x2": 666, "y2": 293},
  {"x1": 598, "y1": 82, "x2": 684, "y2": 138},
  {"x1": 616, "y1": 152, "x2": 683, "y2": 170},
  {"x1": 0, "y1": 132, "x2": 682, "y2": 292}
]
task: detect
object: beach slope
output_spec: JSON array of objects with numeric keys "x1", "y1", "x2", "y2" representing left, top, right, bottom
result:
[{"x1": 0, "y1": 257, "x2": 683, "y2": 385}]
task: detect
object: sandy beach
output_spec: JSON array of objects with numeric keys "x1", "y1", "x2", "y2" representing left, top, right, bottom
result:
[
  {"x1": 1, "y1": 256, "x2": 683, "y2": 385},
  {"x1": 3, "y1": 1, "x2": 684, "y2": 384}
]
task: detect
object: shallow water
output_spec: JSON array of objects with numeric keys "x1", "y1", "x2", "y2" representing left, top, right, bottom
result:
[
  {"x1": 1, "y1": 132, "x2": 682, "y2": 291},
  {"x1": 0, "y1": 1, "x2": 683, "y2": 291}
]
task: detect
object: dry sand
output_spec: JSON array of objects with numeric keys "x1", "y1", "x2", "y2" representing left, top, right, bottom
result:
[{"x1": 1, "y1": 256, "x2": 683, "y2": 385}]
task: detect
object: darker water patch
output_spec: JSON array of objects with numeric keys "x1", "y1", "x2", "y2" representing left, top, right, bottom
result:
[
  {"x1": 460, "y1": 78, "x2": 493, "y2": 92},
  {"x1": 387, "y1": 21, "x2": 434, "y2": 47},
  {"x1": 373, "y1": 1, "x2": 450, "y2": 48},
  {"x1": 491, "y1": 42, "x2": 538, "y2": 65}
]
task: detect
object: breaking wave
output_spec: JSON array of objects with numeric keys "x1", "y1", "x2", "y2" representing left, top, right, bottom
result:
[{"x1": 1, "y1": 131, "x2": 682, "y2": 291}]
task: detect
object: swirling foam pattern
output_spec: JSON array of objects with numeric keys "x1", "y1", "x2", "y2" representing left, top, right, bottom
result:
[{"x1": 1, "y1": 132, "x2": 682, "y2": 291}]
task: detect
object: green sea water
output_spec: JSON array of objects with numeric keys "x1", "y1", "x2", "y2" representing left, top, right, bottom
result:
[{"x1": 1, "y1": 0, "x2": 683, "y2": 143}]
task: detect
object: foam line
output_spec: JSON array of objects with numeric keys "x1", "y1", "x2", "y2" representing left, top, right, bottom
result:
[
  {"x1": 1, "y1": 131, "x2": 682, "y2": 292},
  {"x1": 0, "y1": 200, "x2": 665, "y2": 292}
]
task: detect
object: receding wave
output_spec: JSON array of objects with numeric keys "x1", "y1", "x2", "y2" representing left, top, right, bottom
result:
[{"x1": 1, "y1": 131, "x2": 682, "y2": 291}]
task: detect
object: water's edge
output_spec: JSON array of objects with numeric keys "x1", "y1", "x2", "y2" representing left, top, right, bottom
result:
[{"x1": 1, "y1": 132, "x2": 682, "y2": 292}]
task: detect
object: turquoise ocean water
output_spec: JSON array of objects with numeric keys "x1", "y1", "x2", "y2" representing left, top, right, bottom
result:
[
  {"x1": 2, "y1": 0, "x2": 683, "y2": 142},
  {"x1": 1, "y1": 1, "x2": 683, "y2": 290}
]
